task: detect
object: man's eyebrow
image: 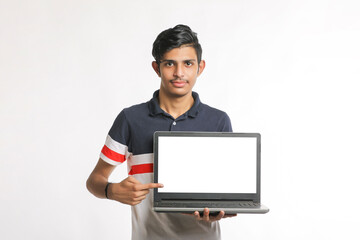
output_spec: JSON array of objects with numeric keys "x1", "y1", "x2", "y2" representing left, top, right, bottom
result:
[{"x1": 160, "y1": 59, "x2": 174, "y2": 63}]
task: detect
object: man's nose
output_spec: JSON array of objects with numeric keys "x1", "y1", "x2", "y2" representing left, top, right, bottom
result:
[{"x1": 174, "y1": 65, "x2": 185, "y2": 78}]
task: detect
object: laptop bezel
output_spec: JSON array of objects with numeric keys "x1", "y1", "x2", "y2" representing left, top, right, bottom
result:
[{"x1": 153, "y1": 131, "x2": 261, "y2": 204}]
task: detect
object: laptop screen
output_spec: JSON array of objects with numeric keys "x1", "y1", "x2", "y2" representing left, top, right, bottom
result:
[{"x1": 156, "y1": 133, "x2": 258, "y2": 194}]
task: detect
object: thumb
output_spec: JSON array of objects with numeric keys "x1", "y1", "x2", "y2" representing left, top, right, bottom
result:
[{"x1": 126, "y1": 176, "x2": 141, "y2": 184}]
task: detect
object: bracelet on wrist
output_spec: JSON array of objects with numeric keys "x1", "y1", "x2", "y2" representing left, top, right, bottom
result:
[{"x1": 105, "y1": 182, "x2": 112, "y2": 199}]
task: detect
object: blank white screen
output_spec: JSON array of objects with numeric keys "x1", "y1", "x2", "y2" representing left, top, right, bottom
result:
[{"x1": 157, "y1": 136, "x2": 257, "y2": 193}]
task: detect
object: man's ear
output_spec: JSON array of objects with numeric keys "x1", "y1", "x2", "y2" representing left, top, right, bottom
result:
[
  {"x1": 197, "y1": 60, "x2": 206, "y2": 76},
  {"x1": 152, "y1": 61, "x2": 161, "y2": 77}
]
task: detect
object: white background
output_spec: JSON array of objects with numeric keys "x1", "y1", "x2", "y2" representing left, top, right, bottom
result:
[{"x1": 1, "y1": 0, "x2": 359, "y2": 239}]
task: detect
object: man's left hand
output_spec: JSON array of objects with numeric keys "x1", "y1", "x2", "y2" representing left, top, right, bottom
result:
[{"x1": 187, "y1": 208, "x2": 237, "y2": 222}]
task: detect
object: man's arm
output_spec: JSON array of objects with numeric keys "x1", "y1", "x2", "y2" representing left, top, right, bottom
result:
[
  {"x1": 86, "y1": 158, "x2": 116, "y2": 199},
  {"x1": 86, "y1": 158, "x2": 163, "y2": 205}
]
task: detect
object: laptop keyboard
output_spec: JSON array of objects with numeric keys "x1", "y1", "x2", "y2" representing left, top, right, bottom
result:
[{"x1": 157, "y1": 201, "x2": 260, "y2": 208}]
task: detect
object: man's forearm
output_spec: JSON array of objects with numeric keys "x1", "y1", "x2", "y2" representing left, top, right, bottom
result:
[{"x1": 86, "y1": 173, "x2": 109, "y2": 199}]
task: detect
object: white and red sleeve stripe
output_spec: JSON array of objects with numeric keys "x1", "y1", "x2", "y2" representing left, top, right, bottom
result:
[
  {"x1": 126, "y1": 153, "x2": 154, "y2": 176},
  {"x1": 100, "y1": 135, "x2": 130, "y2": 165}
]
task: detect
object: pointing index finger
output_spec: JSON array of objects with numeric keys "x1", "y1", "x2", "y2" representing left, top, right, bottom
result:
[{"x1": 141, "y1": 183, "x2": 164, "y2": 190}]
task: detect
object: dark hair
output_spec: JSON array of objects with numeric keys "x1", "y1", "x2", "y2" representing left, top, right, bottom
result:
[{"x1": 152, "y1": 24, "x2": 202, "y2": 64}]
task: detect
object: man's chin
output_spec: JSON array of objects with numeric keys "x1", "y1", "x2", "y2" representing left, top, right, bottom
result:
[{"x1": 162, "y1": 89, "x2": 192, "y2": 99}]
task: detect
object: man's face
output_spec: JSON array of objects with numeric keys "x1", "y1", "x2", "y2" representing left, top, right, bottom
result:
[{"x1": 152, "y1": 45, "x2": 205, "y2": 99}]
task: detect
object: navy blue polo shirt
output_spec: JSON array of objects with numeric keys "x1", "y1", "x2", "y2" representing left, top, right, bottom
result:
[
  {"x1": 99, "y1": 89, "x2": 232, "y2": 239},
  {"x1": 100, "y1": 90, "x2": 232, "y2": 168}
]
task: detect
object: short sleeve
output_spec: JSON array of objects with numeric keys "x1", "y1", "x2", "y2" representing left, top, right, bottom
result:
[{"x1": 100, "y1": 111, "x2": 131, "y2": 165}]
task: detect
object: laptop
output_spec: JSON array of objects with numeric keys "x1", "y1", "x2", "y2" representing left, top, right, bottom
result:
[{"x1": 153, "y1": 131, "x2": 269, "y2": 214}]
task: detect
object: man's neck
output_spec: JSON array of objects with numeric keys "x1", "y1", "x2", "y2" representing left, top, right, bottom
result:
[{"x1": 158, "y1": 90, "x2": 194, "y2": 119}]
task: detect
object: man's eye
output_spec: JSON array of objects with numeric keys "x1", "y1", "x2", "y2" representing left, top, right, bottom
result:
[
  {"x1": 185, "y1": 61, "x2": 193, "y2": 66},
  {"x1": 166, "y1": 62, "x2": 174, "y2": 67}
]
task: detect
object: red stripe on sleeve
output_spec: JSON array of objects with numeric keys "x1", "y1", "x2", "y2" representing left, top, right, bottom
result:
[
  {"x1": 101, "y1": 145, "x2": 126, "y2": 163},
  {"x1": 128, "y1": 163, "x2": 154, "y2": 175}
]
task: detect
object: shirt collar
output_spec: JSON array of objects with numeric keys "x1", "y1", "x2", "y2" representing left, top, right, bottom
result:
[{"x1": 148, "y1": 90, "x2": 201, "y2": 118}]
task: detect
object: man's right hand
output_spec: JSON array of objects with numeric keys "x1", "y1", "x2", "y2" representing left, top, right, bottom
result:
[{"x1": 108, "y1": 176, "x2": 164, "y2": 206}]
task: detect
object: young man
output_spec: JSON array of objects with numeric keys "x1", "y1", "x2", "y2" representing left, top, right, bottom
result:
[{"x1": 86, "y1": 24, "x2": 235, "y2": 240}]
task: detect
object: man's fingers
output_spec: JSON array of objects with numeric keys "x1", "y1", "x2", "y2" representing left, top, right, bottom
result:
[
  {"x1": 127, "y1": 176, "x2": 141, "y2": 184},
  {"x1": 213, "y1": 211, "x2": 225, "y2": 221},
  {"x1": 203, "y1": 208, "x2": 210, "y2": 222},
  {"x1": 222, "y1": 213, "x2": 237, "y2": 219},
  {"x1": 194, "y1": 211, "x2": 201, "y2": 221},
  {"x1": 131, "y1": 189, "x2": 149, "y2": 198},
  {"x1": 128, "y1": 200, "x2": 142, "y2": 206},
  {"x1": 126, "y1": 176, "x2": 164, "y2": 190},
  {"x1": 133, "y1": 194, "x2": 148, "y2": 202},
  {"x1": 139, "y1": 182, "x2": 164, "y2": 190},
  {"x1": 193, "y1": 209, "x2": 230, "y2": 222}
]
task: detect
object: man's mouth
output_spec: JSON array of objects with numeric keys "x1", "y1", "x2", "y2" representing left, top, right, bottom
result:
[{"x1": 170, "y1": 79, "x2": 188, "y2": 87}]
